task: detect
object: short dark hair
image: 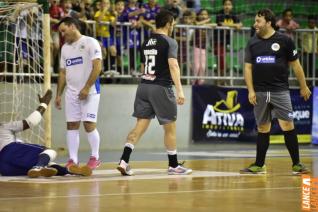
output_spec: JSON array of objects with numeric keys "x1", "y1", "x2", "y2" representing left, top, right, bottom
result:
[
  {"x1": 308, "y1": 15, "x2": 317, "y2": 21},
  {"x1": 57, "y1": 17, "x2": 81, "y2": 30},
  {"x1": 256, "y1": 9, "x2": 276, "y2": 29},
  {"x1": 155, "y1": 10, "x2": 174, "y2": 28},
  {"x1": 115, "y1": 0, "x2": 125, "y2": 4},
  {"x1": 223, "y1": 0, "x2": 232, "y2": 5},
  {"x1": 282, "y1": 8, "x2": 293, "y2": 16}
]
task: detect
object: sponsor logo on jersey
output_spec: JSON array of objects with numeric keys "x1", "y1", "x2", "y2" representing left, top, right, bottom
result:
[
  {"x1": 87, "y1": 113, "x2": 96, "y2": 119},
  {"x1": 79, "y1": 44, "x2": 85, "y2": 51},
  {"x1": 145, "y1": 38, "x2": 157, "y2": 46},
  {"x1": 256, "y1": 56, "x2": 276, "y2": 64},
  {"x1": 293, "y1": 49, "x2": 297, "y2": 56},
  {"x1": 271, "y1": 43, "x2": 280, "y2": 51},
  {"x1": 66, "y1": 57, "x2": 83, "y2": 66}
]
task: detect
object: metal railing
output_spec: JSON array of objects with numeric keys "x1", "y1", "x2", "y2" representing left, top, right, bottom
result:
[{"x1": 55, "y1": 21, "x2": 318, "y2": 86}]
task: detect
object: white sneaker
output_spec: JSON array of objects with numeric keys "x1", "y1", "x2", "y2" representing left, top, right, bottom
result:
[
  {"x1": 117, "y1": 160, "x2": 134, "y2": 176},
  {"x1": 168, "y1": 165, "x2": 192, "y2": 175}
]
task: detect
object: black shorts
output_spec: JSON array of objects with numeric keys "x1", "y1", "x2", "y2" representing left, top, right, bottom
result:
[{"x1": 133, "y1": 83, "x2": 177, "y2": 125}]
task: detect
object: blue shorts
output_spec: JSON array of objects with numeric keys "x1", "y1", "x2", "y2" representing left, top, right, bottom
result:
[
  {"x1": 0, "y1": 142, "x2": 45, "y2": 176},
  {"x1": 97, "y1": 36, "x2": 114, "y2": 48}
]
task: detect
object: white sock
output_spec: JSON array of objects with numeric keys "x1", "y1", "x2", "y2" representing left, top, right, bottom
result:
[
  {"x1": 87, "y1": 129, "x2": 100, "y2": 159},
  {"x1": 67, "y1": 130, "x2": 80, "y2": 164}
]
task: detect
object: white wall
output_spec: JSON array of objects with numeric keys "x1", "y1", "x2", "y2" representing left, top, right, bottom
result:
[{"x1": 51, "y1": 84, "x2": 192, "y2": 150}]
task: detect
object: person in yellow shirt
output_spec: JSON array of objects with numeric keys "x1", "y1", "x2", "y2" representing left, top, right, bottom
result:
[
  {"x1": 301, "y1": 15, "x2": 318, "y2": 80},
  {"x1": 94, "y1": 0, "x2": 118, "y2": 74}
]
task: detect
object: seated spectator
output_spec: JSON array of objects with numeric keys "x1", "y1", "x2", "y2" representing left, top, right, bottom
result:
[
  {"x1": 301, "y1": 15, "x2": 318, "y2": 79},
  {"x1": 276, "y1": 8, "x2": 299, "y2": 40}
]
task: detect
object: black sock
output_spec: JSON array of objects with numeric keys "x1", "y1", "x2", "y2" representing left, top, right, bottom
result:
[
  {"x1": 36, "y1": 154, "x2": 50, "y2": 167},
  {"x1": 110, "y1": 56, "x2": 116, "y2": 69},
  {"x1": 121, "y1": 146, "x2": 133, "y2": 163},
  {"x1": 284, "y1": 129, "x2": 300, "y2": 166},
  {"x1": 49, "y1": 164, "x2": 69, "y2": 176},
  {"x1": 255, "y1": 132, "x2": 270, "y2": 167},
  {"x1": 168, "y1": 154, "x2": 178, "y2": 168}
]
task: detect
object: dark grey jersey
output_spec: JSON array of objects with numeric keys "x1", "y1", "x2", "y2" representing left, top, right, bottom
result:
[
  {"x1": 245, "y1": 32, "x2": 298, "y2": 92},
  {"x1": 140, "y1": 33, "x2": 178, "y2": 87}
]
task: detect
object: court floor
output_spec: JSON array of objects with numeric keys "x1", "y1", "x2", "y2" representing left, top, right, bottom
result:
[{"x1": 0, "y1": 144, "x2": 318, "y2": 212}]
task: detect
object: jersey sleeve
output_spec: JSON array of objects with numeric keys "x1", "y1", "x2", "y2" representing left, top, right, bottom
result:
[
  {"x1": 286, "y1": 36, "x2": 298, "y2": 61},
  {"x1": 89, "y1": 38, "x2": 102, "y2": 60},
  {"x1": 59, "y1": 46, "x2": 66, "y2": 69},
  {"x1": 168, "y1": 38, "x2": 178, "y2": 59},
  {"x1": 2, "y1": 121, "x2": 24, "y2": 133},
  {"x1": 244, "y1": 40, "x2": 252, "y2": 63}
]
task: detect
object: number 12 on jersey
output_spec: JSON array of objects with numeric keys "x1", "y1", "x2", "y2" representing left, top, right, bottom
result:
[{"x1": 144, "y1": 54, "x2": 156, "y2": 75}]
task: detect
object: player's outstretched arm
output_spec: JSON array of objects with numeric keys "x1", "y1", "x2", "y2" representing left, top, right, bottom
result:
[{"x1": 23, "y1": 89, "x2": 52, "y2": 130}]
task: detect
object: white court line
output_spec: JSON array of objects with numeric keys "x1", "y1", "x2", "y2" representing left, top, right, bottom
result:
[
  {"x1": 0, "y1": 169, "x2": 257, "y2": 184},
  {"x1": 0, "y1": 186, "x2": 300, "y2": 201},
  {"x1": 152, "y1": 150, "x2": 318, "y2": 158}
]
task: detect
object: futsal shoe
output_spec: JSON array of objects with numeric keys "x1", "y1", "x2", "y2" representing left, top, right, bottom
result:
[
  {"x1": 27, "y1": 166, "x2": 58, "y2": 178},
  {"x1": 240, "y1": 163, "x2": 266, "y2": 174},
  {"x1": 168, "y1": 165, "x2": 192, "y2": 175},
  {"x1": 292, "y1": 163, "x2": 310, "y2": 175},
  {"x1": 68, "y1": 164, "x2": 93, "y2": 176},
  {"x1": 87, "y1": 156, "x2": 101, "y2": 170},
  {"x1": 65, "y1": 159, "x2": 77, "y2": 169},
  {"x1": 117, "y1": 160, "x2": 134, "y2": 176}
]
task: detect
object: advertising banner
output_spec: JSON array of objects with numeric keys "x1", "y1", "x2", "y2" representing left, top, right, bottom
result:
[{"x1": 192, "y1": 85, "x2": 312, "y2": 143}]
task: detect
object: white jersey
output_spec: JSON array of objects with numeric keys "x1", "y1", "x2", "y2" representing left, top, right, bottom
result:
[
  {"x1": 0, "y1": 121, "x2": 23, "y2": 151},
  {"x1": 60, "y1": 36, "x2": 102, "y2": 95}
]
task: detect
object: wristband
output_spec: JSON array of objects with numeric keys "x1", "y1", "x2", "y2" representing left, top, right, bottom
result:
[{"x1": 39, "y1": 103, "x2": 48, "y2": 109}]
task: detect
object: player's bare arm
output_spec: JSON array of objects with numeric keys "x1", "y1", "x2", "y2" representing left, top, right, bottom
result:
[
  {"x1": 55, "y1": 68, "x2": 66, "y2": 109},
  {"x1": 23, "y1": 89, "x2": 52, "y2": 130},
  {"x1": 79, "y1": 58, "x2": 102, "y2": 100},
  {"x1": 244, "y1": 62, "x2": 257, "y2": 106},
  {"x1": 289, "y1": 59, "x2": 311, "y2": 101},
  {"x1": 168, "y1": 58, "x2": 185, "y2": 105}
]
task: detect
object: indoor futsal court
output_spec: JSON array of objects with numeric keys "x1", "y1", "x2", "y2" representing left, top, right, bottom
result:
[{"x1": 0, "y1": 145, "x2": 317, "y2": 211}]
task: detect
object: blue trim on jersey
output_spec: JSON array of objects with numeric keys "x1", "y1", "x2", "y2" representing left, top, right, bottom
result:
[{"x1": 95, "y1": 77, "x2": 101, "y2": 94}]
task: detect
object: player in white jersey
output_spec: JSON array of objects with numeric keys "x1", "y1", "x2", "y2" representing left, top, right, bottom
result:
[{"x1": 55, "y1": 17, "x2": 103, "y2": 170}]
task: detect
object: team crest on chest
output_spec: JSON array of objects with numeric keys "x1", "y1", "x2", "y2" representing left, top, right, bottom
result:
[
  {"x1": 271, "y1": 43, "x2": 280, "y2": 51},
  {"x1": 79, "y1": 44, "x2": 85, "y2": 51}
]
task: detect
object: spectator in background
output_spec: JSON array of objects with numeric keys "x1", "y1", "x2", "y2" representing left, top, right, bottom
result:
[
  {"x1": 113, "y1": 0, "x2": 128, "y2": 73},
  {"x1": 125, "y1": 0, "x2": 143, "y2": 76},
  {"x1": 162, "y1": 0, "x2": 183, "y2": 22},
  {"x1": 175, "y1": 10, "x2": 195, "y2": 74},
  {"x1": 193, "y1": 9, "x2": 216, "y2": 85},
  {"x1": 276, "y1": 8, "x2": 299, "y2": 40},
  {"x1": 49, "y1": 0, "x2": 64, "y2": 73},
  {"x1": 61, "y1": 0, "x2": 80, "y2": 19},
  {"x1": 81, "y1": 0, "x2": 95, "y2": 20},
  {"x1": 139, "y1": 0, "x2": 160, "y2": 38},
  {"x1": 94, "y1": 0, "x2": 117, "y2": 73},
  {"x1": 301, "y1": 15, "x2": 318, "y2": 80},
  {"x1": 215, "y1": 0, "x2": 242, "y2": 85}
]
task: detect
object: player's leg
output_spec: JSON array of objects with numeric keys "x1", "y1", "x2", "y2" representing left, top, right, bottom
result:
[
  {"x1": 162, "y1": 122, "x2": 192, "y2": 175},
  {"x1": 272, "y1": 91, "x2": 310, "y2": 174},
  {"x1": 49, "y1": 163, "x2": 92, "y2": 177},
  {"x1": 65, "y1": 90, "x2": 82, "y2": 167},
  {"x1": 117, "y1": 118, "x2": 151, "y2": 176},
  {"x1": 28, "y1": 149, "x2": 58, "y2": 178},
  {"x1": 82, "y1": 93, "x2": 101, "y2": 170},
  {"x1": 150, "y1": 85, "x2": 192, "y2": 175},
  {"x1": 240, "y1": 92, "x2": 271, "y2": 174},
  {"x1": 117, "y1": 84, "x2": 153, "y2": 176}
]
